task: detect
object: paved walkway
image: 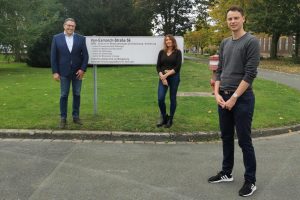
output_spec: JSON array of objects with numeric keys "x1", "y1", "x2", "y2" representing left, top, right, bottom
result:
[
  {"x1": 184, "y1": 56, "x2": 300, "y2": 91},
  {"x1": 0, "y1": 132, "x2": 299, "y2": 200},
  {"x1": 184, "y1": 55, "x2": 209, "y2": 64},
  {"x1": 177, "y1": 92, "x2": 213, "y2": 97},
  {"x1": 257, "y1": 68, "x2": 300, "y2": 91}
]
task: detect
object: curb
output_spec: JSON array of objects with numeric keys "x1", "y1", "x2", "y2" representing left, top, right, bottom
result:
[{"x1": 0, "y1": 124, "x2": 299, "y2": 142}]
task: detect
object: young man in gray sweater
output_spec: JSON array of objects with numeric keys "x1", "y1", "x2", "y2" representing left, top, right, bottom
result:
[{"x1": 207, "y1": 6, "x2": 260, "y2": 197}]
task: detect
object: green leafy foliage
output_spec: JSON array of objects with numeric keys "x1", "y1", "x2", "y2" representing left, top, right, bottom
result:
[
  {"x1": 148, "y1": 0, "x2": 197, "y2": 35},
  {"x1": 247, "y1": 0, "x2": 300, "y2": 58},
  {"x1": 0, "y1": 0, "x2": 62, "y2": 62},
  {"x1": 60, "y1": 0, "x2": 153, "y2": 36}
]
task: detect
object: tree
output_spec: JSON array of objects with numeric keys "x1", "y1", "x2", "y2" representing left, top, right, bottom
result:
[
  {"x1": 0, "y1": 0, "x2": 61, "y2": 62},
  {"x1": 0, "y1": 0, "x2": 29, "y2": 61},
  {"x1": 209, "y1": 0, "x2": 299, "y2": 59},
  {"x1": 247, "y1": 0, "x2": 293, "y2": 58},
  {"x1": 208, "y1": 0, "x2": 256, "y2": 46},
  {"x1": 184, "y1": 28, "x2": 212, "y2": 54},
  {"x1": 26, "y1": 22, "x2": 63, "y2": 67},
  {"x1": 26, "y1": 0, "x2": 154, "y2": 67},
  {"x1": 149, "y1": 0, "x2": 197, "y2": 36},
  {"x1": 60, "y1": 0, "x2": 153, "y2": 36},
  {"x1": 194, "y1": 0, "x2": 216, "y2": 29},
  {"x1": 289, "y1": 1, "x2": 300, "y2": 59}
]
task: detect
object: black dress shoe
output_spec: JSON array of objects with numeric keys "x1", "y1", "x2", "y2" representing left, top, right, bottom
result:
[
  {"x1": 59, "y1": 119, "x2": 67, "y2": 129},
  {"x1": 164, "y1": 117, "x2": 173, "y2": 128},
  {"x1": 73, "y1": 118, "x2": 83, "y2": 125},
  {"x1": 156, "y1": 114, "x2": 168, "y2": 127}
]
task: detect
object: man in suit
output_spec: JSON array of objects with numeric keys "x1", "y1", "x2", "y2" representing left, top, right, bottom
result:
[{"x1": 51, "y1": 18, "x2": 89, "y2": 128}]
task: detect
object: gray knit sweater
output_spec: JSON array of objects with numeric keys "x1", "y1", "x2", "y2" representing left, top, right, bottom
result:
[{"x1": 216, "y1": 32, "x2": 260, "y2": 91}]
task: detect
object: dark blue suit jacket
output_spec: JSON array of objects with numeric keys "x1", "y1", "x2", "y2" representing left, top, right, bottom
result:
[{"x1": 51, "y1": 33, "x2": 89, "y2": 76}]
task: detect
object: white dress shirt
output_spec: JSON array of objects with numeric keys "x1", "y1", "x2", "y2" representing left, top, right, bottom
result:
[{"x1": 64, "y1": 32, "x2": 74, "y2": 53}]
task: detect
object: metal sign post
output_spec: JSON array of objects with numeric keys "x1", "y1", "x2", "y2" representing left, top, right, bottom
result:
[{"x1": 93, "y1": 64, "x2": 98, "y2": 115}]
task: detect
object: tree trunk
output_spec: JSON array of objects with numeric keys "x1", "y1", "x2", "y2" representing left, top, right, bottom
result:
[
  {"x1": 200, "y1": 46, "x2": 204, "y2": 55},
  {"x1": 195, "y1": 45, "x2": 199, "y2": 53},
  {"x1": 166, "y1": 3, "x2": 173, "y2": 35},
  {"x1": 13, "y1": 43, "x2": 22, "y2": 62},
  {"x1": 270, "y1": 33, "x2": 280, "y2": 59},
  {"x1": 173, "y1": 7, "x2": 178, "y2": 35}
]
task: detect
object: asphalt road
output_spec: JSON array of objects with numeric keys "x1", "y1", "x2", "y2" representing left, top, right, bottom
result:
[
  {"x1": 184, "y1": 55, "x2": 300, "y2": 92},
  {"x1": 0, "y1": 132, "x2": 299, "y2": 200},
  {"x1": 257, "y1": 68, "x2": 300, "y2": 91}
]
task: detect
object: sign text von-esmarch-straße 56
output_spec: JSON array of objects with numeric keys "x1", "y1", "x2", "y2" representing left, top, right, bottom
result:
[{"x1": 85, "y1": 36, "x2": 184, "y2": 65}]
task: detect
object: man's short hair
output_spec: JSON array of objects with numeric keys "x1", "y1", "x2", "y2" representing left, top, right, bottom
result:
[
  {"x1": 226, "y1": 5, "x2": 244, "y2": 16},
  {"x1": 64, "y1": 18, "x2": 76, "y2": 25}
]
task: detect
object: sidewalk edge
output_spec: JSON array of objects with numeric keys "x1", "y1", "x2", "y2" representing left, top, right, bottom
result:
[{"x1": 0, "y1": 124, "x2": 299, "y2": 142}]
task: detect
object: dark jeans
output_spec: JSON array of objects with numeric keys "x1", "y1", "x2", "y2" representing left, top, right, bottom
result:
[
  {"x1": 60, "y1": 74, "x2": 82, "y2": 119},
  {"x1": 158, "y1": 73, "x2": 180, "y2": 118},
  {"x1": 218, "y1": 90, "x2": 256, "y2": 183}
]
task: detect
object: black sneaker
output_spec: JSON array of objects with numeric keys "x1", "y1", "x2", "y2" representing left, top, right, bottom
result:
[
  {"x1": 239, "y1": 181, "x2": 257, "y2": 197},
  {"x1": 208, "y1": 171, "x2": 233, "y2": 183}
]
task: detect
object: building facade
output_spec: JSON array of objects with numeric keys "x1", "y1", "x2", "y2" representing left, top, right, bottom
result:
[{"x1": 256, "y1": 35, "x2": 299, "y2": 57}]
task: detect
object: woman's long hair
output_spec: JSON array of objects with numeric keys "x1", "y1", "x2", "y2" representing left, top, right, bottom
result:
[{"x1": 163, "y1": 34, "x2": 178, "y2": 52}]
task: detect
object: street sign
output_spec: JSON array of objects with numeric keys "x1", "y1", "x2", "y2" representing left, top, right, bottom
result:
[
  {"x1": 85, "y1": 36, "x2": 184, "y2": 115},
  {"x1": 86, "y1": 36, "x2": 184, "y2": 65}
]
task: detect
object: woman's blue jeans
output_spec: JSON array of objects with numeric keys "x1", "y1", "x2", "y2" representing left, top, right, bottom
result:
[
  {"x1": 218, "y1": 89, "x2": 256, "y2": 183},
  {"x1": 157, "y1": 73, "x2": 180, "y2": 118},
  {"x1": 60, "y1": 74, "x2": 82, "y2": 119}
]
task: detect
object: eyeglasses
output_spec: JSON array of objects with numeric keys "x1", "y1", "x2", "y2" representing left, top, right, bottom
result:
[{"x1": 65, "y1": 24, "x2": 75, "y2": 27}]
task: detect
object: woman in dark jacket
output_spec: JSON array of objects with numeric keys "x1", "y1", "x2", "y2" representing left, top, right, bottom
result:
[{"x1": 156, "y1": 34, "x2": 182, "y2": 128}]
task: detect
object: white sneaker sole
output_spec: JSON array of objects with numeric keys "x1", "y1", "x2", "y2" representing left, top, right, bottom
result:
[{"x1": 209, "y1": 177, "x2": 234, "y2": 183}]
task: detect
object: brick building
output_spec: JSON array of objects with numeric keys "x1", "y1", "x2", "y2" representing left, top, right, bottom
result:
[{"x1": 256, "y1": 34, "x2": 299, "y2": 57}]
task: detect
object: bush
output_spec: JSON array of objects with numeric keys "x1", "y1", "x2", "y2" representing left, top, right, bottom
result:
[
  {"x1": 204, "y1": 46, "x2": 218, "y2": 55},
  {"x1": 26, "y1": 37, "x2": 52, "y2": 67},
  {"x1": 26, "y1": 23, "x2": 61, "y2": 68}
]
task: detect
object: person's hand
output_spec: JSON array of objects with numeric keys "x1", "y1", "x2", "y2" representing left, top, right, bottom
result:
[
  {"x1": 53, "y1": 73, "x2": 60, "y2": 81},
  {"x1": 76, "y1": 69, "x2": 84, "y2": 80},
  {"x1": 159, "y1": 72, "x2": 167, "y2": 80},
  {"x1": 162, "y1": 79, "x2": 168, "y2": 86},
  {"x1": 224, "y1": 96, "x2": 237, "y2": 111},
  {"x1": 164, "y1": 69, "x2": 171, "y2": 76},
  {"x1": 215, "y1": 93, "x2": 226, "y2": 109}
]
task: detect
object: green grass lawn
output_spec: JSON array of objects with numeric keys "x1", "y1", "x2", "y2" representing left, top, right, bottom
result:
[{"x1": 0, "y1": 59, "x2": 300, "y2": 132}]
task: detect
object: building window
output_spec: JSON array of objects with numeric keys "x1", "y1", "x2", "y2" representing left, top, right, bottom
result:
[
  {"x1": 279, "y1": 38, "x2": 282, "y2": 50},
  {"x1": 268, "y1": 38, "x2": 271, "y2": 51},
  {"x1": 259, "y1": 38, "x2": 261, "y2": 46},
  {"x1": 285, "y1": 37, "x2": 289, "y2": 51}
]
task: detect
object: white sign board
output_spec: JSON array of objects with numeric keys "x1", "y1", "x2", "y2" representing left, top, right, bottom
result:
[{"x1": 86, "y1": 36, "x2": 184, "y2": 65}]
